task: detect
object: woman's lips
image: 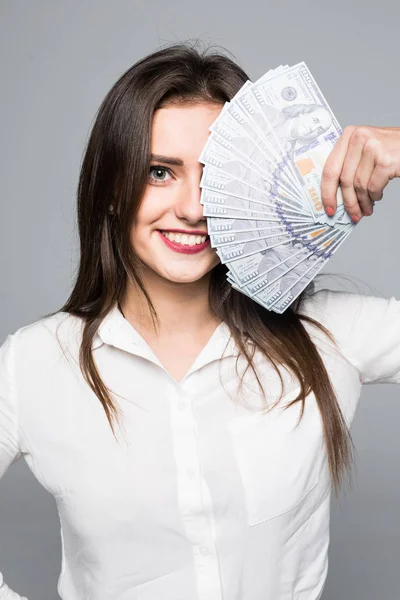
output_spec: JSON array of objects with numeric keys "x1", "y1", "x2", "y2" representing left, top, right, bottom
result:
[{"x1": 157, "y1": 230, "x2": 210, "y2": 254}]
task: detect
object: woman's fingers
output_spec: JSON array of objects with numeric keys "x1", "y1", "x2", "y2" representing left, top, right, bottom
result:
[
  {"x1": 321, "y1": 126, "x2": 397, "y2": 221},
  {"x1": 367, "y1": 163, "x2": 392, "y2": 202},
  {"x1": 321, "y1": 126, "x2": 355, "y2": 216},
  {"x1": 337, "y1": 128, "x2": 371, "y2": 221},
  {"x1": 352, "y1": 137, "x2": 378, "y2": 216}
]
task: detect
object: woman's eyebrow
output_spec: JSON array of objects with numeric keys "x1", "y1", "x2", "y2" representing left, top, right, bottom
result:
[{"x1": 151, "y1": 154, "x2": 184, "y2": 166}]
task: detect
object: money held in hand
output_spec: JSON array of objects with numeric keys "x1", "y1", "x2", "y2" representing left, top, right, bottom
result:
[{"x1": 198, "y1": 62, "x2": 357, "y2": 313}]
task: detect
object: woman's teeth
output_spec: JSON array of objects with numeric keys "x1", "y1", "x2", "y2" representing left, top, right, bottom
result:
[{"x1": 161, "y1": 231, "x2": 208, "y2": 246}]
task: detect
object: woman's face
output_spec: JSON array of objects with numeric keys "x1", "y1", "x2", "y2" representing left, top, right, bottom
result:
[{"x1": 130, "y1": 101, "x2": 223, "y2": 284}]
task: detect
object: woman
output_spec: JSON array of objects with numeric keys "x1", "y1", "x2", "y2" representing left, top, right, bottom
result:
[{"x1": 0, "y1": 42, "x2": 399, "y2": 600}]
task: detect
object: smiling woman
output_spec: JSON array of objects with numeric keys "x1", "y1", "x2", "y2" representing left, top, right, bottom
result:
[
  {"x1": 130, "y1": 103, "x2": 221, "y2": 279},
  {"x1": 1, "y1": 40, "x2": 400, "y2": 600}
]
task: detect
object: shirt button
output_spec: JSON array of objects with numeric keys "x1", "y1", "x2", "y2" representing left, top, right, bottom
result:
[
  {"x1": 199, "y1": 546, "x2": 210, "y2": 557},
  {"x1": 186, "y1": 468, "x2": 195, "y2": 479},
  {"x1": 178, "y1": 402, "x2": 185, "y2": 411}
]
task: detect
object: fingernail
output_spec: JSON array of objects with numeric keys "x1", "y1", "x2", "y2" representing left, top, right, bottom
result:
[
  {"x1": 325, "y1": 206, "x2": 335, "y2": 217},
  {"x1": 351, "y1": 214, "x2": 361, "y2": 223}
]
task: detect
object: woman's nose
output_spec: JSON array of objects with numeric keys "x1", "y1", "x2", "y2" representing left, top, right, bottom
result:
[{"x1": 174, "y1": 176, "x2": 206, "y2": 223}]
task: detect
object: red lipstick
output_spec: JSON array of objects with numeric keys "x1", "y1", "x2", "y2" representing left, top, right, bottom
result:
[{"x1": 157, "y1": 230, "x2": 210, "y2": 254}]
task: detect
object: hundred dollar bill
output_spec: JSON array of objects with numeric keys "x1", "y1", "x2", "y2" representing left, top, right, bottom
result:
[
  {"x1": 237, "y1": 229, "x2": 341, "y2": 294},
  {"x1": 223, "y1": 222, "x2": 350, "y2": 286},
  {"x1": 206, "y1": 216, "x2": 284, "y2": 234},
  {"x1": 198, "y1": 61, "x2": 359, "y2": 313},
  {"x1": 209, "y1": 106, "x2": 302, "y2": 201},
  {"x1": 227, "y1": 255, "x2": 320, "y2": 311},
  {"x1": 270, "y1": 265, "x2": 324, "y2": 313},
  {"x1": 199, "y1": 136, "x2": 308, "y2": 214},
  {"x1": 269, "y1": 225, "x2": 353, "y2": 313},
  {"x1": 199, "y1": 149, "x2": 310, "y2": 217},
  {"x1": 240, "y1": 227, "x2": 346, "y2": 296},
  {"x1": 200, "y1": 171, "x2": 313, "y2": 225},
  {"x1": 235, "y1": 84, "x2": 289, "y2": 165},
  {"x1": 222, "y1": 89, "x2": 302, "y2": 192},
  {"x1": 200, "y1": 188, "x2": 310, "y2": 222},
  {"x1": 250, "y1": 62, "x2": 348, "y2": 225},
  {"x1": 269, "y1": 258, "x2": 330, "y2": 312},
  {"x1": 206, "y1": 215, "x2": 345, "y2": 236},
  {"x1": 203, "y1": 204, "x2": 283, "y2": 221},
  {"x1": 254, "y1": 249, "x2": 319, "y2": 296},
  {"x1": 256, "y1": 228, "x2": 353, "y2": 311},
  {"x1": 230, "y1": 243, "x2": 315, "y2": 294},
  {"x1": 202, "y1": 195, "x2": 283, "y2": 218},
  {"x1": 224, "y1": 235, "x2": 317, "y2": 294},
  {"x1": 215, "y1": 221, "x2": 337, "y2": 263},
  {"x1": 233, "y1": 84, "x2": 306, "y2": 196},
  {"x1": 215, "y1": 219, "x2": 343, "y2": 262},
  {"x1": 254, "y1": 65, "x2": 289, "y2": 86},
  {"x1": 209, "y1": 221, "x2": 316, "y2": 247},
  {"x1": 200, "y1": 165, "x2": 277, "y2": 202},
  {"x1": 210, "y1": 222, "x2": 289, "y2": 247},
  {"x1": 199, "y1": 132, "x2": 305, "y2": 210},
  {"x1": 254, "y1": 255, "x2": 325, "y2": 311},
  {"x1": 223, "y1": 238, "x2": 314, "y2": 285},
  {"x1": 216, "y1": 232, "x2": 294, "y2": 263}
]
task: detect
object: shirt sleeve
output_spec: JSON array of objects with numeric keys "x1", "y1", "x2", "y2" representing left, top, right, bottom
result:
[
  {"x1": 0, "y1": 333, "x2": 29, "y2": 600},
  {"x1": 298, "y1": 286, "x2": 400, "y2": 384}
]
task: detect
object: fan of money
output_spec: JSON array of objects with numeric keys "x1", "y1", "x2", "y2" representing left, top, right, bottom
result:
[{"x1": 198, "y1": 62, "x2": 356, "y2": 313}]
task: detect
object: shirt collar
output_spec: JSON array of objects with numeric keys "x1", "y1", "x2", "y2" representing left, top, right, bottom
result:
[
  {"x1": 91, "y1": 303, "x2": 239, "y2": 378},
  {"x1": 91, "y1": 303, "x2": 124, "y2": 350}
]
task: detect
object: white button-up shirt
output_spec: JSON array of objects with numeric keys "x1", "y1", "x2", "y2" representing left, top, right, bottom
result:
[{"x1": 1, "y1": 288, "x2": 399, "y2": 600}]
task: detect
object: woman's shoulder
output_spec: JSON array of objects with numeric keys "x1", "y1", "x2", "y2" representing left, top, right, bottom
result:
[
  {"x1": 296, "y1": 280, "x2": 400, "y2": 384},
  {"x1": 3, "y1": 310, "x2": 83, "y2": 357},
  {"x1": 297, "y1": 281, "x2": 399, "y2": 330}
]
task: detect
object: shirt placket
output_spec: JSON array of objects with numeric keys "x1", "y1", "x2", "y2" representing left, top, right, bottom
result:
[{"x1": 169, "y1": 385, "x2": 223, "y2": 600}]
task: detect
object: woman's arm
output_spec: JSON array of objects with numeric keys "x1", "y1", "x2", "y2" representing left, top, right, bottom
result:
[
  {"x1": 300, "y1": 287, "x2": 400, "y2": 384},
  {"x1": 0, "y1": 335, "x2": 29, "y2": 600}
]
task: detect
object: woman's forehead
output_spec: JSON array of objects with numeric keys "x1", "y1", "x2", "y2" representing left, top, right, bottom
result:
[{"x1": 150, "y1": 102, "x2": 223, "y2": 158}]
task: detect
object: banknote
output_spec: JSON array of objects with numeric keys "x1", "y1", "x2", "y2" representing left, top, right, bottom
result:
[
  {"x1": 200, "y1": 132, "x2": 302, "y2": 204},
  {"x1": 206, "y1": 216, "x2": 285, "y2": 234},
  {"x1": 199, "y1": 138, "x2": 307, "y2": 214},
  {"x1": 222, "y1": 223, "x2": 349, "y2": 286},
  {"x1": 202, "y1": 204, "x2": 283, "y2": 221},
  {"x1": 209, "y1": 222, "x2": 317, "y2": 248},
  {"x1": 228, "y1": 228, "x2": 351, "y2": 312},
  {"x1": 200, "y1": 159, "x2": 309, "y2": 217},
  {"x1": 223, "y1": 92, "x2": 302, "y2": 192},
  {"x1": 234, "y1": 85, "x2": 304, "y2": 193},
  {"x1": 241, "y1": 225, "x2": 352, "y2": 296},
  {"x1": 200, "y1": 188, "x2": 311, "y2": 222},
  {"x1": 198, "y1": 61, "x2": 359, "y2": 312},
  {"x1": 209, "y1": 96, "x2": 302, "y2": 198},
  {"x1": 251, "y1": 62, "x2": 346, "y2": 224},
  {"x1": 216, "y1": 220, "x2": 346, "y2": 265},
  {"x1": 268, "y1": 229, "x2": 353, "y2": 312},
  {"x1": 210, "y1": 91, "x2": 303, "y2": 199}
]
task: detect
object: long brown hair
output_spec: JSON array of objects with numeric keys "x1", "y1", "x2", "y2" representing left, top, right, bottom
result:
[{"x1": 46, "y1": 40, "x2": 353, "y2": 495}]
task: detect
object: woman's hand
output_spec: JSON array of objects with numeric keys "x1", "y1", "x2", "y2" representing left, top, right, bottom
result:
[{"x1": 321, "y1": 126, "x2": 400, "y2": 222}]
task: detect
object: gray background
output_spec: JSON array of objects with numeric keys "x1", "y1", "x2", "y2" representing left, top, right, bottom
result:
[{"x1": 0, "y1": 1, "x2": 399, "y2": 598}]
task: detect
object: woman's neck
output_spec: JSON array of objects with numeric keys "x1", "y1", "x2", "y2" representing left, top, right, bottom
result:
[{"x1": 119, "y1": 270, "x2": 219, "y2": 336}]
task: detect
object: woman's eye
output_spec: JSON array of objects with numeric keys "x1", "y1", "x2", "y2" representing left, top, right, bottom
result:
[{"x1": 149, "y1": 166, "x2": 173, "y2": 184}]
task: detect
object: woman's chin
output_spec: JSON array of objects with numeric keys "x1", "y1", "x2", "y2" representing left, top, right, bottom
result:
[
  {"x1": 163, "y1": 272, "x2": 209, "y2": 284},
  {"x1": 156, "y1": 265, "x2": 214, "y2": 284}
]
